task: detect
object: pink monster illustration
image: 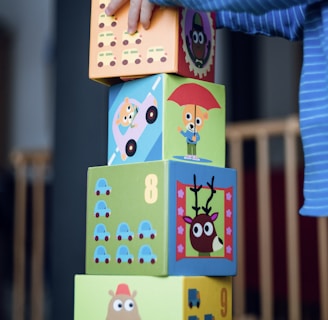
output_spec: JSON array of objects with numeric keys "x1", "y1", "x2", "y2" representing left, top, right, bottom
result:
[{"x1": 106, "y1": 283, "x2": 141, "y2": 320}]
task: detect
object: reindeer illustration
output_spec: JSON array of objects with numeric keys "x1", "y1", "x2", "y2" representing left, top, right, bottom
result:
[{"x1": 183, "y1": 174, "x2": 223, "y2": 256}]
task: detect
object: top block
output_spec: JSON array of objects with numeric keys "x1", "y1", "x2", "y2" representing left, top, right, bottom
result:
[{"x1": 89, "y1": 0, "x2": 216, "y2": 85}]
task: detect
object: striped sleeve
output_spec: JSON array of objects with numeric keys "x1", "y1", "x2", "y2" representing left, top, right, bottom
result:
[
  {"x1": 150, "y1": 0, "x2": 320, "y2": 14},
  {"x1": 216, "y1": 6, "x2": 305, "y2": 40},
  {"x1": 298, "y1": 3, "x2": 328, "y2": 216}
]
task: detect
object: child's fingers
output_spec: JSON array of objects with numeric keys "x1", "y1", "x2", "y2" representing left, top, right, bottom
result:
[
  {"x1": 140, "y1": 0, "x2": 155, "y2": 30},
  {"x1": 127, "y1": 0, "x2": 143, "y2": 33},
  {"x1": 105, "y1": 0, "x2": 129, "y2": 16}
]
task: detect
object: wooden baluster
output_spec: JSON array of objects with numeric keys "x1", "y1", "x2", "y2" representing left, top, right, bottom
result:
[{"x1": 11, "y1": 152, "x2": 27, "y2": 320}]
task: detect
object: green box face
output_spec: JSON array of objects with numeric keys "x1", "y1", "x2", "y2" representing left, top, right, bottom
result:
[
  {"x1": 74, "y1": 275, "x2": 232, "y2": 320},
  {"x1": 85, "y1": 160, "x2": 237, "y2": 276},
  {"x1": 107, "y1": 74, "x2": 225, "y2": 167}
]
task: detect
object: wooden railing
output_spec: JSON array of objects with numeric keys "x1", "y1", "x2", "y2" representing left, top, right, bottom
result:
[
  {"x1": 226, "y1": 115, "x2": 328, "y2": 320},
  {"x1": 10, "y1": 150, "x2": 51, "y2": 320}
]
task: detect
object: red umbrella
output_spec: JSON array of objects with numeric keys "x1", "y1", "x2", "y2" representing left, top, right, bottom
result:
[{"x1": 167, "y1": 83, "x2": 222, "y2": 110}]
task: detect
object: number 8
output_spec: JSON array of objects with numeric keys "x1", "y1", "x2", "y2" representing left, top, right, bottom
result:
[{"x1": 144, "y1": 174, "x2": 158, "y2": 204}]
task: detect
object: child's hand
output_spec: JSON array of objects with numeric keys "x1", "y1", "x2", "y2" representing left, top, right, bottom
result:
[{"x1": 105, "y1": 0, "x2": 156, "y2": 34}]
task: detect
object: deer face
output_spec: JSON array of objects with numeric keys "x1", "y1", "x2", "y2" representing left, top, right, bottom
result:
[
  {"x1": 183, "y1": 175, "x2": 223, "y2": 254},
  {"x1": 184, "y1": 212, "x2": 223, "y2": 253}
]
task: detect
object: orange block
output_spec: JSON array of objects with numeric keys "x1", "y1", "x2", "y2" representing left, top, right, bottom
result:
[{"x1": 89, "y1": 0, "x2": 216, "y2": 85}]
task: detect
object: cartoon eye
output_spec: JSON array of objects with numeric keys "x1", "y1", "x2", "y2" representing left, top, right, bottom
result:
[
  {"x1": 123, "y1": 116, "x2": 128, "y2": 123},
  {"x1": 128, "y1": 114, "x2": 133, "y2": 120},
  {"x1": 126, "y1": 105, "x2": 131, "y2": 112},
  {"x1": 204, "y1": 222, "x2": 214, "y2": 236},
  {"x1": 196, "y1": 117, "x2": 202, "y2": 126},
  {"x1": 192, "y1": 30, "x2": 199, "y2": 43},
  {"x1": 185, "y1": 112, "x2": 192, "y2": 121},
  {"x1": 192, "y1": 223, "x2": 203, "y2": 238},
  {"x1": 113, "y1": 299, "x2": 123, "y2": 311},
  {"x1": 124, "y1": 299, "x2": 135, "y2": 311},
  {"x1": 198, "y1": 32, "x2": 205, "y2": 44}
]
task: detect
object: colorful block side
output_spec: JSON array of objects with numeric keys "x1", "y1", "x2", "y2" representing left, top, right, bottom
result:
[{"x1": 74, "y1": 275, "x2": 232, "y2": 320}]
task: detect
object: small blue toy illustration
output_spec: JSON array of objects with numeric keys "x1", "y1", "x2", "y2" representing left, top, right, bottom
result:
[
  {"x1": 137, "y1": 220, "x2": 156, "y2": 239},
  {"x1": 138, "y1": 245, "x2": 157, "y2": 264},
  {"x1": 94, "y1": 223, "x2": 110, "y2": 241},
  {"x1": 95, "y1": 178, "x2": 112, "y2": 196},
  {"x1": 116, "y1": 245, "x2": 134, "y2": 264},
  {"x1": 94, "y1": 200, "x2": 111, "y2": 218},
  {"x1": 188, "y1": 288, "x2": 200, "y2": 308},
  {"x1": 94, "y1": 245, "x2": 110, "y2": 264},
  {"x1": 116, "y1": 222, "x2": 134, "y2": 241}
]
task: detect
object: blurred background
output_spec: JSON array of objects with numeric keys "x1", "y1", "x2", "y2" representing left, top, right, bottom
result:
[{"x1": 0, "y1": 1, "x2": 308, "y2": 320}]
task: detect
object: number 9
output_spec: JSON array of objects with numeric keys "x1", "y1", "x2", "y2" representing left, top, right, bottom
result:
[{"x1": 220, "y1": 287, "x2": 228, "y2": 317}]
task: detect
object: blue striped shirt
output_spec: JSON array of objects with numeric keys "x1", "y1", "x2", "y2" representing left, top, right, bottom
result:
[{"x1": 151, "y1": 0, "x2": 328, "y2": 216}]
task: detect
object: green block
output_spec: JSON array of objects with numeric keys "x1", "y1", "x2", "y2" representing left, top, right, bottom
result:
[
  {"x1": 74, "y1": 275, "x2": 232, "y2": 320},
  {"x1": 85, "y1": 160, "x2": 237, "y2": 276},
  {"x1": 107, "y1": 74, "x2": 225, "y2": 167}
]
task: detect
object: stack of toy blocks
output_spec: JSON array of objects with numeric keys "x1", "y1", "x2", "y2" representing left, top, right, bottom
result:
[{"x1": 74, "y1": 1, "x2": 237, "y2": 319}]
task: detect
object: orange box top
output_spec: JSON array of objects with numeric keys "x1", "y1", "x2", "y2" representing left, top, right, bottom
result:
[{"x1": 89, "y1": 0, "x2": 216, "y2": 85}]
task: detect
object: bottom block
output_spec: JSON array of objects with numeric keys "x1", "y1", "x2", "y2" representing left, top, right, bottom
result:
[{"x1": 74, "y1": 275, "x2": 232, "y2": 320}]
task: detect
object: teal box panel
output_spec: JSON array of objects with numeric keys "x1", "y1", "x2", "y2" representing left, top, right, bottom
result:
[
  {"x1": 74, "y1": 275, "x2": 232, "y2": 320},
  {"x1": 85, "y1": 160, "x2": 237, "y2": 276},
  {"x1": 107, "y1": 74, "x2": 225, "y2": 167}
]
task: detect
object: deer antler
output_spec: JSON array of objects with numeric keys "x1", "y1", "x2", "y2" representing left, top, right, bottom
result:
[
  {"x1": 202, "y1": 176, "x2": 216, "y2": 215},
  {"x1": 190, "y1": 174, "x2": 202, "y2": 216}
]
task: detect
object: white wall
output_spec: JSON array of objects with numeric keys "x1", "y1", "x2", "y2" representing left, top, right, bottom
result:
[{"x1": 0, "y1": 0, "x2": 54, "y2": 151}]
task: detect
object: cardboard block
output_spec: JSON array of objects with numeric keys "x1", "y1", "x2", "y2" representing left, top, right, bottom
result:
[
  {"x1": 89, "y1": 0, "x2": 216, "y2": 84},
  {"x1": 107, "y1": 74, "x2": 225, "y2": 167},
  {"x1": 85, "y1": 160, "x2": 237, "y2": 276},
  {"x1": 74, "y1": 275, "x2": 232, "y2": 320}
]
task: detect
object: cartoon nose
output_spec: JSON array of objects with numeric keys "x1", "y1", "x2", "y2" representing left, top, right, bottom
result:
[
  {"x1": 187, "y1": 123, "x2": 194, "y2": 130},
  {"x1": 212, "y1": 236, "x2": 223, "y2": 252}
]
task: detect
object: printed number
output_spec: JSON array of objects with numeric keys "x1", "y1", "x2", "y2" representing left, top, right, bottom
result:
[
  {"x1": 220, "y1": 287, "x2": 228, "y2": 317},
  {"x1": 144, "y1": 174, "x2": 158, "y2": 204}
]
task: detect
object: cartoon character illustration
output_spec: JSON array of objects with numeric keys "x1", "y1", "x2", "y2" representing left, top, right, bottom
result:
[
  {"x1": 110, "y1": 95, "x2": 158, "y2": 162},
  {"x1": 106, "y1": 284, "x2": 141, "y2": 320},
  {"x1": 178, "y1": 104, "x2": 208, "y2": 160},
  {"x1": 183, "y1": 174, "x2": 223, "y2": 256},
  {"x1": 115, "y1": 97, "x2": 139, "y2": 128},
  {"x1": 186, "y1": 12, "x2": 211, "y2": 68},
  {"x1": 168, "y1": 83, "x2": 221, "y2": 161}
]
